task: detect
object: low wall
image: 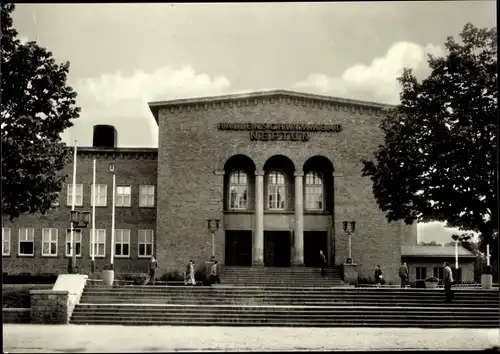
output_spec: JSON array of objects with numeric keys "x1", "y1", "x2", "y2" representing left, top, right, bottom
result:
[
  {"x1": 30, "y1": 274, "x2": 88, "y2": 324},
  {"x1": 3, "y1": 308, "x2": 30, "y2": 323}
]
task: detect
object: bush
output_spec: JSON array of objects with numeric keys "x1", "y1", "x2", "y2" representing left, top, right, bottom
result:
[
  {"x1": 425, "y1": 276, "x2": 439, "y2": 283},
  {"x1": 2, "y1": 284, "x2": 53, "y2": 308},
  {"x1": 411, "y1": 280, "x2": 427, "y2": 288},
  {"x1": 123, "y1": 274, "x2": 149, "y2": 285},
  {"x1": 3, "y1": 273, "x2": 57, "y2": 284}
]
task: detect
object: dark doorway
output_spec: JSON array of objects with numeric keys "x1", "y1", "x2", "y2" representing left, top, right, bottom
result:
[
  {"x1": 264, "y1": 231, "x2": 291, "y2": 267},
  {"x1": 225, "y1": 231, "x2": 252, "y2": 266},
  {"x1": 304, "y1": 231, "x2": 328, "y2": 267}
]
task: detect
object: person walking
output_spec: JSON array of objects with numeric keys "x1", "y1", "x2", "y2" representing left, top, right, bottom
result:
[
  {"x1": 319, "y1": 250, "x2": 327, "y2": 276},
  {"x1": 374, "y1": 265, "x2": 383, "y2": 288},
  {"x1": 443, "y1": 262, "x2": 454, "y2": 303},
  {"x1": 148, "y1": 256, "x2": 158, "y2": 285},
  {"x1": 399, "y1": 262, "x2": 409, "y2": 288},
  {"x1": 210, "y1": 260, "x2": 221, "y2": 285}
]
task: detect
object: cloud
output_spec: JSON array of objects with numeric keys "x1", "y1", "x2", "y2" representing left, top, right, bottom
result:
[
  {"x1": 63, "y1": 65, "x2": 231, "y2": 147},
  {"x1": 293, "y1": 41, "x2": 445, "y2": 105}
]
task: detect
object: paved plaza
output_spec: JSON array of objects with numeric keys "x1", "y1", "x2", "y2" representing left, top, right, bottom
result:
[{"x1": 3, "y1": 324, "x2": 499, "y2": 352}]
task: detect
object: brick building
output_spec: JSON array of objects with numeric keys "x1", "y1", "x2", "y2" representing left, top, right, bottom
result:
[{"x1": 2, "y1": 90, "x2": 418, "y2": 283}]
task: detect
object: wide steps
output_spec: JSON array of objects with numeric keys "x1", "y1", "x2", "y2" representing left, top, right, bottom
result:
[{"x1": 72, "y1": 284, "x2": 499, "y2": 327}]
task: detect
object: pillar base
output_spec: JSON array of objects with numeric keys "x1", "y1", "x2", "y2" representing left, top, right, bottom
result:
[
  {"x1": 342, "y1": 263, "x2": 358, "y2": 286},
  {"x1": 252, "y1": 261, "x2": 265, "y2": 267}
]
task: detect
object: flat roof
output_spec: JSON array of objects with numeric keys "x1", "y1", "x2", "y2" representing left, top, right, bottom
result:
[
  {"x1": 147, "y1": 89, "x2": 395, "y2": 124},
  {"x1": 65, "y1": 146, "x2": 158, "y2": 154},
  {"x1": 401, "y1": 245, "x2": 476, "y2": 258}
]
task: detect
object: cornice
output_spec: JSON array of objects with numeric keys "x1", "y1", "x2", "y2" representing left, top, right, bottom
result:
[
  {"x1": 66, "y1": 147, "x2": 158, "y2": 160},
  {"x1": 148, "y1": 89, "x2": 394, "y2": 124}
]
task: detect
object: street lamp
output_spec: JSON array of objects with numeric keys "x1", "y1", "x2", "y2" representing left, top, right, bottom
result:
[
  {"x1": 69, "y1": 210, "x2": 91, "y2": 273},
  {"x1": 207, "y1": 219, "x2": 221, "y2": 257},
  {"x1": 343, "y1": 220, "x2": 356, "y2": 264}
]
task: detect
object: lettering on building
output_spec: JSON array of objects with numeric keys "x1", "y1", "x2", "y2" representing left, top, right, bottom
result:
[{"x1": 217, "y1": 122, "x2": 342, "y2": 141}]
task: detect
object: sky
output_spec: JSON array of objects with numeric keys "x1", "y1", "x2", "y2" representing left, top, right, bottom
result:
[{"x1": 12, "y1": 2, "x2": 495, "y2": 244}]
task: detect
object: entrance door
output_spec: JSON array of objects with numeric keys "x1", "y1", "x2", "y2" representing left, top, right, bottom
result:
[
  {"x1": 225, "y1": 231, "x2": 252, "y2": 266},
  {"x1": 304, "y1": 231, "x2": 328, "y2": 267},
  {"x1": 264, "y1": 231, "x2": 291, "y2": 267}
]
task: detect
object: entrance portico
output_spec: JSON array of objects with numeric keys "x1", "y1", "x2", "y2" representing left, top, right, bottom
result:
[{"x1": 223, "y1": 154, "x2": 334, "y2": 268}]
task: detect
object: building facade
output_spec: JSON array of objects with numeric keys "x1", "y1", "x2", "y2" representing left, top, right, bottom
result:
[{"x1": 2, "y1": 90, "x2": 418, "y2": 283}]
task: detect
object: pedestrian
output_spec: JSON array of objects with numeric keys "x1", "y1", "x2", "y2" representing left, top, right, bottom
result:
[
  {"x1": 443, "y1": 262, "x2": 454, "y2": 303},
  {"x1": 319, "y1": 250, "x2": 327, "y2": 276},
  {"x1": 210, "y1": 260, "x2": 221, "y2": 285},
  {"x1": 399, "y1": 261, "x2": 408, "y2": 288},
  {"x1": 148, "y1": 256, "x2": 158, "y2": 285},
  {"x1": 187, "y1": 260, "x2": 195, "y2": 286},
  {"x1": 374, "y1": 265, "x2": 383, "y2": 288}
]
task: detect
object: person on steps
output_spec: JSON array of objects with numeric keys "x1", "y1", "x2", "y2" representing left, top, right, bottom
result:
[
  {"x1": 374, "y1": 265, "x2": 383, "y2": 288},
  {"x1": 443, "y1": 262, "x2": 454, "y2": 303},
  {"x1": 399, "y1": 262, "x2": 408, "y2": 288},
  {"x1": 319, "y1": 250, "x2": 327, "y2": 276},
  {"x1": 210, "y1": 260, "x2": 221, "y2": 285},
  {"x1": 148, "y1": 256, "x2": 158, "y2": 285}
]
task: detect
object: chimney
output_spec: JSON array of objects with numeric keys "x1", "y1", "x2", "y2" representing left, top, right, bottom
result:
[{"x1": 92, "y1": 125, "x2": 117, "y2": 148}]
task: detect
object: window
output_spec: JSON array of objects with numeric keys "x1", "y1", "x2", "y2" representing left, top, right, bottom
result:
[
  {"x1": 433, "y1": 267, "x2": 444, "y2": 280},
  {"x1": 416, "y1": 267, "x2": 427, "y2": 280},
  {"x1": 66, "y1": 229, "x2": 82, "y2": 257},
  {"x1": 229, "y1": 170, "x2": 248, "y2": 209},
  {"x1": 115, "y1": 229, "x2": 130, "y2": 257},
  {"x1": 268, "y1": 170, "x2": 286, "y2": 210},
  {"x1": 91, "y1": 184, "x2": 108, "y2": 206},
  {"x1": 116, "y1": 186, "x2": 131, "y2": 207},
  {"x1": 67, "y1": 184, "x2": 83, "y2": 206},
  {"x1": 2, "y1": 228, "x2": 11, "y2": 256},
  {"x1": 90, "y1": 229, "x2": 106, "y2": 257},
  {"x1": 42, "y1": 228, "x2": 58, "y2": 256},
  {"x1": 138, "y1": 230, "x2": 154, "y2": 257},
  {"x1": 305, "y1": 171, "x2": 323, "y2": 210},
  {"x1": 18, "y1": 228, "x2": 34, "y2": 256},
  {"x1": 139, "y1": 185, "x2": 155, "y2": 207}
]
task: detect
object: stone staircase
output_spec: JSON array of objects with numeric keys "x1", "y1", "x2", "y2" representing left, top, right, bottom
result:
[
  {"x1": 71, "y1": 285, "x2": 500, "y2": 327},
  {"x1": 221, "y1": 266, "x2": 344, "y2": 287}
]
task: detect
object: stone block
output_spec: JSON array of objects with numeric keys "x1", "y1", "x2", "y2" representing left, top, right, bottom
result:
[{"x1": 342, "y1": 263, "x2": 359, "y2": 285}]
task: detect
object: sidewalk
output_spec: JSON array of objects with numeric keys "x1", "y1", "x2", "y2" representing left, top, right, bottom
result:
[{"x1": 3, "y1": 324, "x2": 499, "y2": 352}]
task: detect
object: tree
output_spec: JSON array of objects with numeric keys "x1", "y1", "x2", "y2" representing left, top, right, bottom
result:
[
  {"x1": 1, "y1": 3, "x2": 80, "y2": 220},
  {"x1": 361, "y1": 23, "x2": 497, "y2": 257}
]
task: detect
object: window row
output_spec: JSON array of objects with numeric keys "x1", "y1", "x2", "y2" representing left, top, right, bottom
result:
[
  {"x1": 229, "y1": 170, "x2": 325, "y2": 211},
  {"x1": 415, "y1": 267, "x2": 462, "y2": 281},
  {"x1": 2, "y1": 228, "x2": 154, "y2": 258},
  {"x1": 61, "y1": 184, "x2": 155, "y2": 207}
]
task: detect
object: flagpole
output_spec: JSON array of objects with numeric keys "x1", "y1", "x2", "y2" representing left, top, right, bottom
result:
[
  {"x1": 91, "y1": 158, "x2": 96, "y2": 273},
  {"x1": 70, "y1": 140, "x2": 77, "y2": 273},
  {"x1": 110, "y1": 168, "x2": 116, "y2": 267}
]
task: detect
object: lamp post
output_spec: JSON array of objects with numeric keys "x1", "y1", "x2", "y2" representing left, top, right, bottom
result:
[
  {"x1": 207, "y1": 219, "x2": 221, "y2": 257},
  {"x1": 343, "y1": 220, "x2": 356, "y2": 264},
  {"x1": 69, "y1": 210, "x2": 91, "y2": 273}
]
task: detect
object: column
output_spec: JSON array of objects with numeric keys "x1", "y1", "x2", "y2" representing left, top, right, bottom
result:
[
  {"x1": 294, "y1": 171, "x2": 304, "y2": 266},
  {"x1": 253, "y1": 169, "x2": 264, "y2": 265}
]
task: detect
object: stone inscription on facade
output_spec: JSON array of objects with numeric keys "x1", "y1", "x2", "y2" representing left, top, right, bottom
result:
[{"x1": 217, "y1": 122, "x2": 342, "y2": 141}]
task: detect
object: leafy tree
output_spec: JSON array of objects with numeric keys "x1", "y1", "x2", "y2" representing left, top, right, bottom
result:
[
  {"x1": 1, "y1": 3, "x2": 80, "y2": 220},
  {"x1": 362, "y1": 23, "x2": 497, "y2": 258}
]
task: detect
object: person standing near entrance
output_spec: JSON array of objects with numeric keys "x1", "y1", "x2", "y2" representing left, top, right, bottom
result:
[
  {"x1": 374, "y1": 265, "x2": 383, "y2": 288},
  {"x1": 443, "y1": 262, "x2": 454, "y2": 303},
  {"x1": 399, "y1": 262, "x2": 408, "y2": 288},
  {"x1": 319, "y1": 250, "x2": 327, "y2": 276},
  {"x1": 148, "y1": 256, "x2": 158, "y2": 285}
]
